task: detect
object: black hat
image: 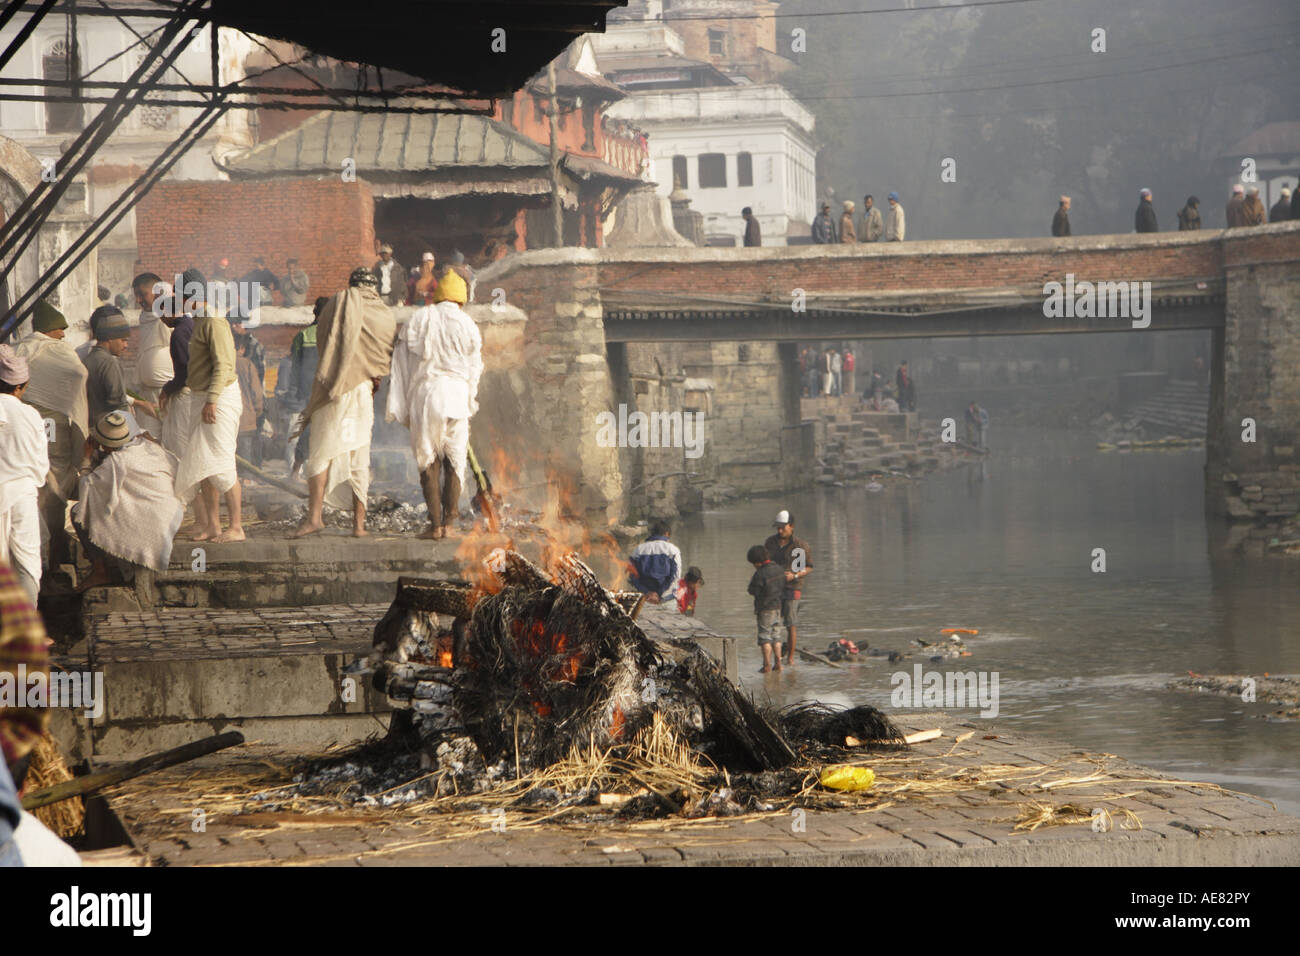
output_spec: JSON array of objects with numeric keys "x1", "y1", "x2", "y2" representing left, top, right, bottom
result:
[{"x1": 349, "y1": 266, "x2": 378, "y2": 288}]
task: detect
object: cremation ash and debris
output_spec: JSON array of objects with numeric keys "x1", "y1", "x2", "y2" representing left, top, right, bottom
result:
[{"x1": 248, "y1": 546, "x2": 911, "y2": 822}]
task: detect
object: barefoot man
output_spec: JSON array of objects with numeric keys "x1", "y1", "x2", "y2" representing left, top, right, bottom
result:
[
  {"x1": 385, "y1": 269, "x2": 482, "y2": 540},
  {"x1": 291, "y1": 267, "x2": 396, "y2": 539},
  {"x1": 172, "y1": 281, "x2": 244, "y2": 543}
]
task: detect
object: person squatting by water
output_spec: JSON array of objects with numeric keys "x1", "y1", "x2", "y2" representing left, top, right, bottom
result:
[
  {"x1": 291, "y1": 267, "x2": 396, "y2": 539},
  {"x1": 386, "y1": 269, "x2": 483, "y2": 540},
  {"x1": 677, "y1": 566, "x2": 704, "y2": 617},
  {"x1": 628, "y1": 520, "x2": 683, "y2": 604}
]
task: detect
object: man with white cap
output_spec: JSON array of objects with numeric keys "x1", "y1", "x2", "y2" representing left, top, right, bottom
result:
[
  {"x1": 838, "y1": 201, "x2": 857, "y2": 243},
  {"x1": 371, "y1": 243, "x2": 406, "y2": 307},
  {"x1": 386, "y1": 268, "x2": 482, "y2": 539},
  {"x1": 1135, "y1": 188, "x2": 1158, "y2": 233},
  {"x1": 884, "y1": 191, "x2": 905, "y2": 241},
  {"x1": 1226, "y1": 184, "x2": 1246, "y2": 228},
  {"x1": 1241, "y1": 186, "x2": 1266, "y2": 226},
  {"x1": 1052, "y1": 196, "x2": 1071, "y2": 236},
  {"x1": 0, "y1": 346, "x2": 50, "y2": 602},
  {"x1": 1269, "y1": 186, "x2": 1292, "y2": 223},
  {"x1": 763, "y1": 510, "x2": 813, "y2": 667}
]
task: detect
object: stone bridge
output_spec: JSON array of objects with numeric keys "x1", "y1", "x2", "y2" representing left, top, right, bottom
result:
[{"x1": 475, "y1": 222, "x2": 1300, "y2": 527}]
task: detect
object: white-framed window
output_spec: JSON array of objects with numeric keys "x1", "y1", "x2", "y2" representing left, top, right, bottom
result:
[{"x1": 43, "y1": 37, "x2": 84, "y2": 133}]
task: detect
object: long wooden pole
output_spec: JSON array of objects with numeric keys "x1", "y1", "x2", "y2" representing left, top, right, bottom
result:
[{"x1": 21, "y1": 731, "x2": 245, "y2": 810}]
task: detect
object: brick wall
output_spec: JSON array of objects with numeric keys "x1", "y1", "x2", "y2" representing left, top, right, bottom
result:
[{"x1": 134, "y1": 178, "x2": 375, "y2": 301}]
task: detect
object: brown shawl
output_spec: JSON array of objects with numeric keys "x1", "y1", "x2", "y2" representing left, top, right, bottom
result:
[{"x1": 297, "y1": 286, "x2": 396, "y2": 434}]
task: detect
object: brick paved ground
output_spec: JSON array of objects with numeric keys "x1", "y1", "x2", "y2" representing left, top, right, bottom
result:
[
  {"x1": 102, "y1": 713, "x2": 1300, "y2": 867},
  {"x1": 67, "y1": 600, "x2": 729, "y2": 667}
]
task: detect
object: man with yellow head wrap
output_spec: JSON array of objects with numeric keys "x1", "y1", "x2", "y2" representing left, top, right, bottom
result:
[{"x1": 386, "y1": 269, "x2": 482, "y2": 539}]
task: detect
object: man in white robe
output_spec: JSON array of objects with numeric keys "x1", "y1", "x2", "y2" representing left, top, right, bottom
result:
[
  {"x1": 291, "y1": 268, "x2": 395, "y2": 538},
  {"x1": 0, "y1": 347, "x2": 50, "y2": 602},
  {"x1": 171, "y1": 280, "x2": 244, "y2": 543},
  {"x1": 386, "y1": 270, "x2": 483, "y2": 539}
]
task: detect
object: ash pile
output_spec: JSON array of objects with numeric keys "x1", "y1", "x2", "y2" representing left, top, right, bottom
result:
[{"x1": 344, "y1": 548, "x2": 906, "y2": 810}]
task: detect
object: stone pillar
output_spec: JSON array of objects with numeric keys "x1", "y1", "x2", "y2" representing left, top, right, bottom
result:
[
  {"x1": 1210, "y1": 255, "x2": 1300, "y2": 542},
  {"x1": 477, "y1": 252, "x2": 624, "y2": 524}
]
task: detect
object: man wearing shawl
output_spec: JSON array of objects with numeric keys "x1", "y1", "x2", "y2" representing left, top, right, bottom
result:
[
  {"x1": 291, "y1": 268, "x2": 396, "y2": 538},
  {"x1": 172, "y1": 281, "x2": 244, "y2": 543},
  {"x1": 130, "y1": 272, "x2": 173, "y2": 437},
  {"x1": 15, "y1": 300, "x2": 88, "y2": 570},
  {"x1": 386, "y1": 269, "x2": 483, "y2": 539},
  {"x1": 0, "y1": 348, "x2": 49, "y2": 602},
  {"x1": 71, "y1": 411, "x2": 185, "y2": 590}
]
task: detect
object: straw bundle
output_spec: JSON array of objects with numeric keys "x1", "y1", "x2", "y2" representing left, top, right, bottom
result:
[{"x1": 25, "y1": 733, "x2": 84, "y2": 837}]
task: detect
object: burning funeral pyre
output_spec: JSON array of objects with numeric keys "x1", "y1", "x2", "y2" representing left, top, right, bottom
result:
[{"x1": 333, "y1": 546, "x2": 908, "y2": 818}]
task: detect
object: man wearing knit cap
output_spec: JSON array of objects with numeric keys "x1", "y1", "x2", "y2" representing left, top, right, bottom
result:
[
  {"x1": 291, "y1": 267, "x2": 396, "y2": 538},
  {"x1": 0, "y1": 347, "x2": 49, "y2": 602},
  {"x1": 173, "y1": 279, "x2": 244, "y2": 543},
  {"x1": 386, "y1": 268, "x2": 483, "y2": 539},
  {"x1": 71, "y1": 411, "x2": 185, "y2": 591},
  {"x1": 1134, "y1": 188, "x2": 1158, "y2": 233},
  {"x1": 1226, "y1": 183, "x2": 1246, "y2": 228},
  {"x1": 15, "y1": 300, "x2": 88, "y2": 571},
  {"x1": 82, "y1": 305, "x2": 156, "y2": 429},
  {"x1": 885, "y1": 191, "x2": 905, "y2": 241}
]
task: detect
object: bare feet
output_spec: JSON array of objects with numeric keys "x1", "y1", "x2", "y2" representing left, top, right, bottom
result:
[
  {"x1": 352, "y1": 528, "x2": 369, "y2": 538},
  {"x1": 289, "y1": 519, "x2": 325, "y2": 539},
  {"x1": 214, "y1": 528, "x2": 245, "y2": 543},
  {"x1": 417, "y1": 526, "x2": 439, "y2": 540},
  {"x1": 189, "y1": 527, "x2": 219, "y2": 541},
  {"x1": 440, "y1": 525, "x2": 460, "y2": 539}
]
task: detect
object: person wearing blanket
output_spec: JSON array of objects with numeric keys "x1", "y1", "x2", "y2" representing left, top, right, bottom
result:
[
  {"x1": 14, "y1": 300, "x2": 88, "y2": 571},
  {"x1": 72, "y1": 411, "x2": 185, "y2": 591},
  {"x1": 290, "y1": 267, "x2": 396, "y2": 539}
]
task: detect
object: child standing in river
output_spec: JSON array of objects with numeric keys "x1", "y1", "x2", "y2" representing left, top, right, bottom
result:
[{"x1": 747, "y1": 545, "x2": 785, "y2": 673}]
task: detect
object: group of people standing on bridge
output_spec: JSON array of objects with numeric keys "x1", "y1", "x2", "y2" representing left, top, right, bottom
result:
[
  {"x1": 1052, "y1": 181, "x2": 1298, "y2": 237},
  {"x1": 811, "y1": 193, "x2": 906, "y2": 244}
]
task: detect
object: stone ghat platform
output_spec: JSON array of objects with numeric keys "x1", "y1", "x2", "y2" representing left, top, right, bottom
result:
[
  {"x1": 55, "y1": 598, "x2": 737, "y2": 762},
  {"x1": 152, "y1": 528, "x2": 467, "y2": 610},
  {"x1": 101, "y1": 712, "x2": 1300, "y2": 867}
]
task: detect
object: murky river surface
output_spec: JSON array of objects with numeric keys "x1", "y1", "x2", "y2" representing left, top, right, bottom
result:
[{"x1": 672, "y1": 426, "x2": 1300, "y2": 814}]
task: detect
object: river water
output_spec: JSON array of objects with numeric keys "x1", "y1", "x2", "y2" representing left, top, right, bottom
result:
[{"x1": 672, "y1": 425, "x2": 1300, "y2": 814}]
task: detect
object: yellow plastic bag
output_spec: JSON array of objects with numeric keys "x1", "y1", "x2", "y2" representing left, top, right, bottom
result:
[{"x1": 819, "y1": 765, "x2": 876, "y2": 792}]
